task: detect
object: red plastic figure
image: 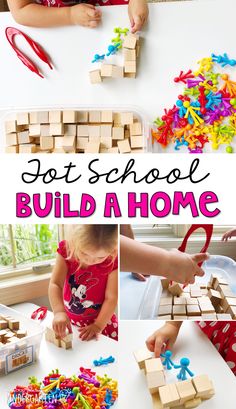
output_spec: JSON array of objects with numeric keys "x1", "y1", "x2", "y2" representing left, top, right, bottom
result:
[{"x1": 174, "y1": 69, "x2": 195, "y2": 84}]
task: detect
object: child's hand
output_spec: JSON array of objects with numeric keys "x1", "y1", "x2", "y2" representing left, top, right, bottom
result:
[
  {"x1": 128, "y1": 0, "x2": 149, "y2": 33},
  {"x1": 222, "y1": 229, "x2": 236, "y2": 242},
  {"x1": 146, "y1": 322, "x2": 181, "y2": 357},
  {"x1": 166, "y1": 250, "x2": 209, "y2": 285},
  {"x1": 53, "y1": 312, "x2": 72, "y2": 339},
  {"x1": 70, "y1": 4, "x2": 102, "y2": 28},
  {"x1": 132, "y1": 272, "x2": 150, "y2": 281},
  {"x1": 78, "y1": 323, "x2": 101, "y2": 341}
]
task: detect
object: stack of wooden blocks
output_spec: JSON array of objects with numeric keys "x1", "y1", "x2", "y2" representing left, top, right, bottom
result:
[
  {"x1": 5, "y1": 110, "x2": 144, "y2": 154},
  {"x1": 0, "y1": 314, "x2": 27, "y2": 346},
  {"x1": 89, "y1": 33, "x2": 140, "y2": 84},
  {"x1": 133, "y1": 347, "x2": 215, "y2": 409},
  {"x1": 157, "y1": 274, "x2": 236, "y2": 320},
  {"x1": 45, "y1": 326, "x2": 73, "y2": 350}
]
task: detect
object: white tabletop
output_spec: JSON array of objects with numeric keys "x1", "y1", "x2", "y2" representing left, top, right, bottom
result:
[
  {"x1": 0, "y1": 303, "x2": 118, "y2": 409},
  {"x1": 0, "y1": 1, "x2": 236, "y2": 152},
  {"x1": 119, "y1": 320, "x2": 236, "y2": 409}
]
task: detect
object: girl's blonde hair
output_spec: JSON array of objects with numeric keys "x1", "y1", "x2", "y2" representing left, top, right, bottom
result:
[{"x1": 65, "y1": 224, "x2": 118, "y2": 262}]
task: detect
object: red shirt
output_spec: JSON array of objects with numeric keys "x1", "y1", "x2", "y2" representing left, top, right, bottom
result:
[{"x1": 57, "y1": 240, "x2": 118, "y2": 324}]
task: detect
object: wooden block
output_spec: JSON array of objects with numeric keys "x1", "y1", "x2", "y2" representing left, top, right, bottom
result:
[
  {"x1": 199, "y1": 304, "x2": 215, "y2": 314},
  {"x1": 113, "y1": 113, "x2": 122, "y2": 125},
  {"x1": 173, "y1": 316, "x2": 188, "y2": 320},
  {"x1": 107, "y1": 147, "x2": 119, "y2": 153},
  {"x1": 29, "y1": 124, "x2": 41, "y2": 137},
  {"x1": 112, "y1": 65, "x2": 124, "y2": 78},
  {"x1": 49, "y1": 123, "x2": 64, "y2": 136},
  {"x1": 77, "y1": 111, "x2": 89, "y2": 123},
  {"x1": 187, "y1": 298, "x2": 199, "y2": 305},
  {"x1": 160, "y1": 298, "x2": 173, "y2": 306},
  {"x1": 146, "y1": 370, "x2": 166, "y2": 394},
  {"x1": 209, "y1": 274, "x2": 221, "y2": 287},
  {"x1": 120, "y1": 112, "x2": 134, "y2": 126},
  {"x1": 207, "y1": 289, "x2": 222, "y2": 307},
  {"x1": 77, "y1": 137, "x2": 89, "y2": 151},
  {"x1": 101, "y1": 125, "x2": 112, "y2": 138},
  {"x1": 54, "y1": 338, "x2": 61, "y2": 348},
  {"x1": 6, "y1": 133, "x2": 18, "y2": 146},
  {"x1": 5, "y1": 120, "x2": 17, "y2": 134},
  {"x1": 124, "y1": 72, "x2": 136, "y2": 79},
  {"x1": 17, "y1": 112, "x2": 29, "y2": 125},
  {"x1": 201, "y1": 289, "x2": 208, "y2": 296},
  {"x1": 168, "y1": 282, "x2": 183, "y2": 297},
  {"x1": 186, "y1": 305, "x2": 201, "y2": 316},
  {"x1": 89, "y1": 69, "x2": 102, "y2": 84},
  {"x1": 133, "y1": 347, "x2": 152, "y2": 369},
  {"x1": 101, "y1": 137, "x2": 112, "y2": 149},
  {"x1": 159, "y1": 383, "x2": 180, "y2": 408},
  {"x1": 61, "y1": 339, "x2": 72, "y2": 350},
  {"x1": 40, "y1": 137, "x2": 54, "y2": 151},
  {"x1": 63, "y1": 136, "x2": 76, "y2": 152},
  {"x1": 8, "y1": 320, "x2": 20, "y2": 330},
  {"x1": 130, "y1": 122, "x2": 142, "y2": 136},
  {"x1": 124, "y1": 61, "x2": 136, "y2": 74},
  {"x1": 77, "y1": 125, "x2": 89, "y2": 137},
  {"x1": 45, "y1": 327, "x2": 56, "y2": 343},
  {"x1": 145, "y1": 358, "x2": 163, "y2": 373},
  {"x1": 62, "y1": 111, "x2": 77, "y2": 123},
  {"x1": 64, "y1": 124, "x2": 77, "y2": 137},
  {"x1": 190, "y1": 285, "x2": 202, "y2": 298},
  {"x1": 184, "y1": 398, "x2": 202, "y2": 408},
  {"x1": 216, "y1": 313, "x2": 232, "y2": 320},
  {"x1": 176, "y1": 380, "x2": 196, "y2": 404},
  {"x1": 174, "y1": 297, "x2": 187, "y2": 305},
  {"x1": 151, "y1": 394, "x2": 163, "y2": 409},
  {"x1": 182, "y1": 293, "x2": 190, "y2": 299},
  {"x1": 158, "y1": 305, "x2": 172, "y2": 316},
  {"x1": 0, "y1": 320, "x2": 7, "y2": 330},
  {"x1": 161, "y1": 278, "x2": 170, "y2": 290},
  {"x1": 101, "y1": 64, "x2": 113, "y2": 77},
  {"x1": 123, "y1": 48, "x2": 136, "y2": 61},
  {"x1": 217, "y1": 285, "x2": 236, "y2": 298},
  {"x1": 117, "y1": 138, "x2": 131, "y2": 153},
  {"x1": 85, "y1": 141, "x2": 100, "y2": 154},
  {"x1": 173, "y1": 305, "x2": 186, "y2": 316},
  {"x1": 192, "y1": 375, "x2": 214, "y2": 399},
  {"x1": 226, "y1": 305, "x2": 236, "y2": 319},
  {"x1": 89, "y1": 111, "x2": 101, "y2": 123},
  {"x1": 53, "y1": 148, "x2": 65, "y2": 153},
  {"x1": 221, "y1": 297, "x2": 236, "y2": 312},
  {"x1": 201, "y1": 314, "x2": 217, "y2": 320},
  {"x1": 6, "y1": 145, "x2": 20, "y2": 154},
  {"x1": 54, "y1": 137, "x2": 64, "y2": 149},
  {"x1": 15, "y1": 330, "x2": 27, "y2": 339},
  {"x1": 157, "y1": 315, "x2": 172, "y2": 320},
  {"x1": 123, "y1": 33, "x2": 137, "y2": 49},
  {"x1": 19, "y1": 144, "x2": 37, "y2": 153},
  {"x1": 101, "y1": 111, "x2": 113, "y2": 123},
  {"x1": 18, "y1": 131, "x2": 32, "y2": 144},
  {"x1": 49, "y1": 111, "x2": 62, "y2": 123},
  {"x1": 40, "y1": 125, "x2": 50, "y2": 137},
  {"x1": 112, "y1": 126, "x2": 125, "y2": 140},
  {"x1": 88, "y1": 126, "x2": 100, "y2": 139},
  {"x1": 213, "y1": 277, "x2": 229, "y2": 290},
  {"x1": 130, "y1": 135, "x2": 143, "y2": 149}
]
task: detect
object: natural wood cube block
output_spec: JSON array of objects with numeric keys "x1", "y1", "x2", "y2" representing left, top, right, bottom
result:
[
  {"x1": 85, "y1": 141, "x2": 100, "y2": 153},
  {"x1": 112, "y1": 126, "x2": 124, "y2": 140},
  {"x1": 159, "y1": 383, "x2": 180, "y2": 408},
  {"x1": 101, "y1": 136, "x2": 112, "y2": 149},
  {"x1": 77, "y1": 137, "x2": 89, "y2": 151},
  {"x1": 123, "y1": 33, "x2": 137, "y2": 49},
  {"x1": 192, "y1": 375, "x2": 214, "y2": 399},
  {"x1": 15, "y1": 330, "x2": 27, "y2": 339},
  {"x1": 19, "y1": 144, "x2": 37, "y2": 153},
  {"x1": 199, "y1": 303, "x2": 215, "y2": 314},
  {"x1": 89, "y1": 69, "x2": 102, "y2": 84},
  {"x1": 117, "y1": 139, "x2": 131, "y2": 153},
  {"x1": 77, "y1": 125, "x2": 89, "y2": 137},
  {"x1": 123, "y1": 48, "x2": 136, "y2": 61},
  {"x1": 0, "y1": 321, "x2": 7, "y2": 330},
  {"x1": 5, "y1": 120, "x2": 17, "y2": 134},
  {"x1": 61, "y1": 339, "x2": 72, "y2": 350},
  {"x1": 158, "y1": 305, "x2": 172, "y2": 316},
  {"x1": 29, "y1": 124, "x2": 41, "y2": 137},
  {"x1": 9, "y1": 320, "x2": 20, "y2": 330},
  {"x1": 120, "y1": 112, "x2": 134, "y2": 125},
  {"x1": 226, "y1": 305, "x2": 236, "y2": 319},
  {"x1": 64, "y1": 124, "x2": 77, "y2": 136},
  {"x1": 146, "y1": 370, "x2": 166, "y2": 394},
  {"x1": 6, "y1": 133, "x2": 18, "y2": 146},
  {"x1": 133, "y1": 347, "x2": 152, "y2": 369},
  {"x1": 17, "y1": 112, "x2": 29, "y2": 125},
  {"x1": 186, "y1": 305, "x2": 201, "y2": 316},
  {"x1": 18, "y1": 131, "x2": 32, "y2": 144},
  {"x1": 161, "y1": 278, "x2": 170, "y2": 290},
  {"x1": 157, "y1": 315, "x2": 172, "y2": 320},
  {"x1": 213, "y1": 277, "x2": 229, "y2": 290},
  {"x1": 130, "y1": 122, "x2": 142, "y2": 136},
  {"x1": 176, "y1": 380, "x2": 196, "y2": 404},
  {"x1": 187, "y1": 298, "x2": 199, "y2": 305},
  {"x1": 131, "y1": 135, "x2": 143, "y2": 148},
  {"x1": 145, "y1": 358, "x2": 163, "y2": 373},
  {"x1": 101, "y1": 125, "x2": 112, "y2": 138},
  {"x1": 49, "y1": 111, "x2": 62, "y2": 123},
  {"x1": 221, "y1": 297, "x2": 236, "y2": 312},
  {"x1": 40, "y1": 137, "x2": 54, "y2": 151},
  {"x1": 5, "y1": 146, "x2": 19, "y2": 153},
  {"x1": 62, "y1": 111, "x2": 77, "y2": 123},
  {"x1": 209, "y1": 274, "x2": 221, "y2": 287},
  {"x1": 89, "y1": 111, "x2": 101, "y2": 123},
  {"x1": 160, "y1": 298, "x2": 173, "y2": 306},
  {"x1": 63, "y1": 136, "x2": 76, "y2": 152},
  {"x1": 77, "y1": 111, "x2": 89, "y2": 123},
  {"x1": 207, "y1": 289, "x2": 222, "y2": 307},
  {"x1": 124, "y1": 61, "x2": 136, "y2": 74},
  {"x1": 201, "y1": 314, "x2": 217, "y2": 320},
  {"x1": 217, "y1": 285, "x2": 236, "y2": 298},
  {"x1": 107, "y1": 147, "x2": 119, "y2": 153},
  {"x1": 88, "y1": 126, "x2": 100, "y2": 139},
  {"x1": 168, "y1": 282, "x2": 183, "y2": 297},
  {"x1": 112, "y1": 65, "x2": 124, "y2": 78},
  {"x1": 54, "y1": 137, "x2": 64, "y2": 149},
  {"x1": 101, "y1": 64, "x2": 113, "y2": 77},
  {"x1": 184, "y1": 397, "x2": 202, "y2": 408},
  {"x1": 173, "y1": 305, "x2": 186, "y2": 316},
  {"x1": 101, "y1": 111, "x2": 113, "y2": 123},
  {"x1": 40, "y1": 125, "x2": 50, "y2": 137},
  {"x1": 174, "y1": 297, "x2": 187, "y2": 305},
  {"x1": 50, "y1": 123, "x2": 64, "y2": 136},
  {"x1": 216, "y1": 313, "x2": 232, "y2": 320},
  {"x1": 113, "y1": 113, "x2": 122, "y2": 125},
  {"x1": 124, "y1": 72, "x2": 136, "y2": 79}
]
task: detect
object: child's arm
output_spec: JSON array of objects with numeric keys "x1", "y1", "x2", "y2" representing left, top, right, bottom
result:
[
  {"x1": 146, "y1": 321, "x2": 182, "y2": 357},
  {"x1": 120, "y1": 235, "x2": 209, "y2": 284},
  {"x1": 222, "y1": 228, "x2": 236, "y2": 242},
  {"x1": 48, "y1": 253, "x2": 72, "y2": 338},
  {"x1": 8, "y1": 0, "x2": 101, "y2": 28},
  {"x1": 78, "y1": 268, "x2": 118, "y2": 341},
  {"x1": 128, "y1": 0, "x2": 149, "y2": 33},
  {"x1": 121, "y1": 224, "x2": 148, "y2": 281}
]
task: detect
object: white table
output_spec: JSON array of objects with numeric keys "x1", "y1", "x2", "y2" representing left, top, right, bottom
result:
[
  {"x1": 119, "y1": 320, "x2": 236, "y2": 409},
  {"x1": 0, "y1": 303, "x2": 118, "y2": 409},
  {"x1": 0, "y1": 0, "x2": 236, "y2": 152}
]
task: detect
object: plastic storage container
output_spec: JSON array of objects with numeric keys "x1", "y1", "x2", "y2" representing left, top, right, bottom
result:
[{"x1": 0, "y1": 304, "x2": 44, "y2": 375}]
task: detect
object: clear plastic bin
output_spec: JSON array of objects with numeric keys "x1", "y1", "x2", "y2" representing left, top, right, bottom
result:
[{"x1": 0, "y1": 304, "x2": 44, "y2": 375}]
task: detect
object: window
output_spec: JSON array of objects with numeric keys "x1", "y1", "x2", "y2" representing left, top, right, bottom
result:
[{"x1": 0, "y1": 224, "x2": 59, "y2": 274}]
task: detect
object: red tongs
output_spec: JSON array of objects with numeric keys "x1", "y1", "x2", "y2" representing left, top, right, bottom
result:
[
  {"x1": 31, "y1": 306, "x2": 48, "y2": 321},
  {"x1": 5, "y1": 27, "x2": 53, "y2": 78},
  {"x1": 171, "y1": 224, "x2": 213, "y2": 287}
]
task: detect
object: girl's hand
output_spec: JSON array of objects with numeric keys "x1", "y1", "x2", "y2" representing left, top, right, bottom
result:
[
  {"x1": 128, "y1": 0, "x2": 149, "y2": 33},
  {"x1": 53, "y1": 312, "x2": 72, "y2": 339},
  {"x1": 222, "y1": 229, "x2": 236, "y2": 242},
  {"x1": 146, "y1": 322, "x2": 181, "y2": 357},
  {"x1": 166, "y1": 250, "x2": 209, "y2": 285},
  {"x1": 70, "y1": 4, "x2": 102, "y2": 28},
  {"x1": 78, "y1": 323, "x2": 101, "y2": 341}
]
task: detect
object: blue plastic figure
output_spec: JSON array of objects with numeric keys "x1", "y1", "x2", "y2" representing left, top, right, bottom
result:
[
  {"x1": 93, "y1": 356, "x2": 115, "y2": 366},
  {"x1": 174, "y1": 357, "x2": 194, "y2": 381},
  {"x1": 176, "y1": 99, "x2": 187, "y2": 118},
  {"x1": 174, "y1": 137, "x2": 189, "y2": 151},
  {"x1": 106, "y1": 44, "x2": 120, "y2": 56},
  {"x1": 104, "y1": 389, "x2": 114, "y2": 407},
  {"x1": 211, "y1": 53, "x2": 236, "y2": 67},
  {"x1": 160, "y1": 350, "x2": 176, "y2": 370},
  {"x1": 92, "y1": 54, "x2": 105, "y2": 63}
]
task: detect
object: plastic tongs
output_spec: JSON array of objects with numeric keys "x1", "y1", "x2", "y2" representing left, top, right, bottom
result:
[
  {"x1": 5, "y1": 27, "x2": 53, "y2": 78},
  {"x1": 31, "y1": 306, "x2": 48, "y2": 321},
  {"x1": 171, "y1": 224, "x2": 213, "y2": 288}
]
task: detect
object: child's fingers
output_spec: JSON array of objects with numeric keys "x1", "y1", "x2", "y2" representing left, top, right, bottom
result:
[
  {"x1": 132, "y1": 272, "x2": 147, "y2": 281},
  {"x1": 88, "y1": 20, "x2": 100, "y2": 28},
  {"x1": 145, "y1": 336, "x2": 155, "y2": 352},
  {"x1": 192, "y1": 252, "x2": 209, "y2": 265},
  {"x1": 154, "y1": 336, "x2": 165, "y2": 357},
  {"x1": 87, "y1": 8, "x2": 101, "y2": 20},
  {"x1": 67, "y1": 321, "x2": 73, "y2": 334},
  {"x1": 131, "y1": 15, "x2": 143, "y2": 33}
]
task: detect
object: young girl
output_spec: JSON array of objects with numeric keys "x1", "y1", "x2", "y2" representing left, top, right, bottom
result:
[
  {"x1": 7, "y1": 0, "x2": 148, "y2": 32},
  {"x1": 49, "y1": 224, "x2": 118, "y2": 341},
  {"x1": 146, "y1": 321, "x2": 236, "y2": 375}
]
